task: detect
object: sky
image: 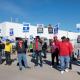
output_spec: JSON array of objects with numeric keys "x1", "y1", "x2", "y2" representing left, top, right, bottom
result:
[{"x1": 0, "y1": 0, "x2": 80, "y2": 32}]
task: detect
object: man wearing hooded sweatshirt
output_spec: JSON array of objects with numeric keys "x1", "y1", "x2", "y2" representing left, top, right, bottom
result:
[{"x1": 59, "y1": 36, "x2": 73, "y2": 74}]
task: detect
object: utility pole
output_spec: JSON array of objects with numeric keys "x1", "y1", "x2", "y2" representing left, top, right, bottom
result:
[
  {"x1": 10, "y1": 17, "x2": 12, "y2": 22},
  {"x1": 67, "y1": 31, "x2": 68, "y2": 38},
  {"x1": 15, "y1": 18, "x2": 19, "y2": 23}
]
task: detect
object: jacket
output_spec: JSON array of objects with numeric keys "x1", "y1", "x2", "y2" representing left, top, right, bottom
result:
[
  {"x1": 16, "y1": 40, "x2": 27, "y2": 53},
  {"x1": 59, "y1": 41, "x2": 72, "y2": 56},
  {"x1": 4, "y1": 43, "x2": 12, "y2": 53},
  {"x1": 33, "y1": 39, "x2": 42, "y2": 51}
]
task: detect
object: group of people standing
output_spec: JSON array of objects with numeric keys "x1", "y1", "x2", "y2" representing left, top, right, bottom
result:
[
  {"x1": 0, "y1": 36, "x2": 73, "y2": 74},
  {"x1": 51, "y1": 36, "x2": 73, "y2": 74}
]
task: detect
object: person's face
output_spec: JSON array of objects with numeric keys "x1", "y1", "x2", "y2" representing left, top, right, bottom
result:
[
  {"x1": 62, "y1": 38, "x2": 66, "y2": 42},
  {"x1": 6, "y1": 41, "x2": 9, "y2": 44},
  {"x1": 54, "y1": 37, "x2": 57, "y2": 41},
  {"x1": 36, "y1": 37, "x2": 38, "y2": 41}
]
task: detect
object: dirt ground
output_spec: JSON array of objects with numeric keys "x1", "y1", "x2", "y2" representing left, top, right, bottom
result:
[{"x1": 0, "y1": 53, "x2": 80, "y2": 80}]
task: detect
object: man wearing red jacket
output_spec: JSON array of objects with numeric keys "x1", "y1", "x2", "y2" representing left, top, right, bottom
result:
[
  {"x1": 66, "y1": 38, "x2": 73, "y2": 69},
  {"x1": 51, "y1": 36, "x2": 60, "y2": 68},
  {"x1": 59, "y1": 36, "x2": 73, "y2": 74}
]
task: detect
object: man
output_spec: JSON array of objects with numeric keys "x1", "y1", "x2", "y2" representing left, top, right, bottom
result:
[
  {"x1": 42, "y1": 42, "x2": 47, "y2": 58},
  {"x1": 4, "y1": 39, "x2": 12, "y2": 65},
  {"x1": 66, "y1": 38, "x2": 73, "y2": 69},
  {"x1": 16, "y1": 38, "x2": 30, "y2": 70},
  {"x1": 0, "y1": 40, "x2": 3, "y2": 64},
  {"x1": 33, "y1": 36, "x2": 43, "y2": 67},
  {"x1": 51, "y1": 36, "x2": 59, "y2": 67},
  {"x1": 59, "y1": 36, "x2": 72, "y2": 74}
]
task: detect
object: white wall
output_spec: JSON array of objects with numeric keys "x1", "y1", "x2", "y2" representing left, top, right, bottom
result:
[
  {"x1": 0, "y1": 22, "x2": 7, "y2": 37},
  {"x1": 0, "y1": 22, "x2": 79, "y2": 41}
]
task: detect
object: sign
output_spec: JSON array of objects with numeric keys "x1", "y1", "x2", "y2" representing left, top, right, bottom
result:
[
  {"x1": 23, "y1": 23, "x2": 30, "y2": 32},
  {"x1": 54, "y1": 24, "x2": 59, "y2": 34},
  {"x1": 23, "y1": 27, "x2": 29, "y2": 32},
  {"x1": 37, "y1": 24, "x2": 44, "y2": 33},
  {"x1": 9, "y1": 28, "x2": 14, "y2": 36},
  {"x1": 37, "y1": 27, "x2": 43, "y2": 33},
  {"x1": 48, "y1": 26, "x2": 53, "y2": 34},
  {"x1": 30, "y1": 35, "x2": 34, "y2": 40},
  {"x1": 54, "y1": 27, "x2": 58, "y2": 34}
]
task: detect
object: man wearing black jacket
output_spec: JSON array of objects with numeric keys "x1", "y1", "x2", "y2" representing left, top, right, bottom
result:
[{"x1": 16, "y1": 38, "x2": 30, "y2": 70}]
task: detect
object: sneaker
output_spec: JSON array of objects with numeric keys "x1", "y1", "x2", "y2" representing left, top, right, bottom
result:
[
  {"x1": 19, "y1": 68, "x2": 22, "y2": 71},
  {"x1": 52, "y1": 65, "x2": 55, "y2": 68},
  {"x1": 65, "y1": 69, "x2": 69, "y2": 72},
  {"x1": 25, "y1": 66, "x2": 31, "y2": 69},
  {"x1": 34, "y1": 64, "x2": 38, "y2": 67},
  {"x1": 5, "y1": 63, "x2": 8, "y2": 65},
  {"x1": 61, "y1": 71, "x2": 64, "y2": 74},
  {"x1": 40, "y1": 64, "x2": 43, "y2": 67}
]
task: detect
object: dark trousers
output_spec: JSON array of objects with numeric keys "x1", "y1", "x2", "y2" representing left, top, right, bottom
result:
[
  {"x1": 35, "y1": 50, "x2": 43, "y2": 66},
  {"x1": 30, "y1": 49, "x2": 33, "y2": 52},
  {"x1": 42, "y1": 49, "x2": 47, "y2": 58},
  {"x1": 51, "y1": 49, "x2": 59, "y2": 66},
  {"x1": 0, "y1": 52, "x2": 2, "y2": 64},
  {"x1": 5, "y1": 52, "x2": 11, "y2": 64},
  {"x1": 69, "y1": 56, "x2": 72, "y2": 69}
]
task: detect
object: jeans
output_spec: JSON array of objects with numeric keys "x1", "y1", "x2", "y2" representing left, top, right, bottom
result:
[
  {"x1": 35, "y1": 50, "x2": 43, "y2": 66},
  {"x1": 32, "y1": 52, "x2": 35, "y2": 59},
  {"x1": 60, "y1": 56, "x2": 70, "y2": 71},
  {"x1": 17, "y1": 53, "x2": 27, "y2": 69}
]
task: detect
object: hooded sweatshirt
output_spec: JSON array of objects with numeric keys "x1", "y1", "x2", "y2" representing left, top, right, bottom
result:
[{"x1": 59, "y1": 41, "x2": 72, "y2": 56}]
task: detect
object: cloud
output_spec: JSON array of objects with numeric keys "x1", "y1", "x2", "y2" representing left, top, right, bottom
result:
[{"x1": 0, "y1": 1, "x2": 28, "y2": 17}]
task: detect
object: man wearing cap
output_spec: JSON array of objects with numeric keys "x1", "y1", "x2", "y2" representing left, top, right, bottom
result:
[{"x1": 59, "y1": 36, "x2": 72, "y2": 74}]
